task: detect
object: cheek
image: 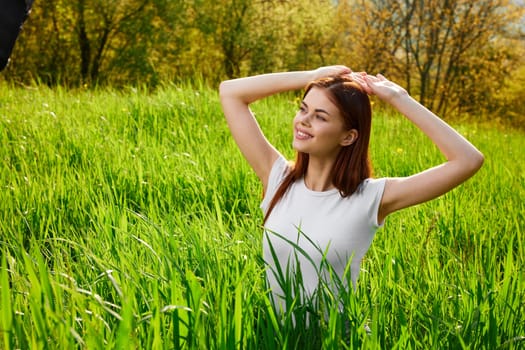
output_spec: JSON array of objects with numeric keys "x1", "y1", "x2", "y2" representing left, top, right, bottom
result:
[
  {"x1": 320, "y1": 124, "x2": 346, "y2": 138},
  {"x1": 292, "y1": 112, "x2": 302, "y2": 123}
]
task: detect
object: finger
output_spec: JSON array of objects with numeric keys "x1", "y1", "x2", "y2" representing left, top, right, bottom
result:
[
  {"x1": 349, "y1": 72, "x2": 361, "y2": 80},
  {"x1": 329, "y1": 66, "x2": 351, "y2": 78},
  {"x1": 350, "y1": 73, "x2": 366, "y2": 85},
  {"x1": 340, "y1": 66, "x2": 352, "y2": 74},
  {"x1": 353, "y1": 78, "x2": 373, "y2": 94},
  {"x1": 362, "y1": 74, "x2": 377, "y2": 84}
]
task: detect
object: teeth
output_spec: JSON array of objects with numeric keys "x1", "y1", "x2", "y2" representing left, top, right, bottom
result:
[{"x1": 297, "y1": 131, "x2": 311, "y2": 138}]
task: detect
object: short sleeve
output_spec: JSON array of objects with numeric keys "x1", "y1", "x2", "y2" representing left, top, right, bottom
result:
[
  {"x1": 361, "y1": 178, "x2": 387, "y2": 228},
  {"x1": 260, "y1": 156, "x2": 289, "y2": 213}
]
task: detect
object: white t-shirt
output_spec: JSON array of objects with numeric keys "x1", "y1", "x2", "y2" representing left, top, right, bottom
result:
[{"x1": 261, "y1": 156, "x2": 386, "y2": 302}]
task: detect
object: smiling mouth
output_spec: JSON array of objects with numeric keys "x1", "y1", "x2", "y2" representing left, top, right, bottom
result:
[
  {"x1": 295, "y1": 129, "x2": 313, "y2": 140},
  {"x1": 296, "y1": 129, "x2": 313, "y2": 140}
]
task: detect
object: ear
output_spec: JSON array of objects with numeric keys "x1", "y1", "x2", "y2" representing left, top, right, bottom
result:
[{"x1": 341, "y1": 129, "x2": 358, "y2": 146}]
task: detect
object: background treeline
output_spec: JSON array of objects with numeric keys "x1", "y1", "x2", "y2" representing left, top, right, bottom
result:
[{"x1": 2, "y1": 0, "x2": 525, "y2": 127}]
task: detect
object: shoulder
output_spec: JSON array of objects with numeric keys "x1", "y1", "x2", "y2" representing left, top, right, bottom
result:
[
  {"x1": 358, "y1": 177, "x2": 387, "y2": 196},
  {"x1": 266, "y1": 155, "x2": 291, "y2": 191},
  {"x1": 261, "y1": 155, "x2": 291, "y2": 210},
  {"x1": 270, "y1": 155, "x2": 290, "y2": 180},
  {"x1": 358, "y1": 178, "x2": 388, "y2": 226},
  {"x1": 356, "y1": 177, "x2": 387, "y2": 211}
]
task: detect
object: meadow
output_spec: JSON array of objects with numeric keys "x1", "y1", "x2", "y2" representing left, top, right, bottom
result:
[{"x1": 0, "y1": 82, "x2": 523, "y2": 349}]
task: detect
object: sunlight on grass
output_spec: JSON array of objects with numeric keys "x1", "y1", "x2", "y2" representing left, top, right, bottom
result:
[{"x1": 0, "y1": 82, "x2": 523, "y2": 349}]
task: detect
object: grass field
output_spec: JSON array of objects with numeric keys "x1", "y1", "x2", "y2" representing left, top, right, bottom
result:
[{"x1": 0, "y1": 82, "x2": 523, "y2": 349}]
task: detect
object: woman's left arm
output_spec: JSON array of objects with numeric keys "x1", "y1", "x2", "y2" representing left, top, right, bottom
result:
[{"x1": 358, "y1": 73, "x2": 484, "y2": 222}]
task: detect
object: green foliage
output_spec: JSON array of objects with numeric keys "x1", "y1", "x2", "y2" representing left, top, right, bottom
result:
[
  {"x1": 338, "y1": 0, "x2": 525, "y2": 126},
  {"x1": 1, "y1": 0, "x2": 524, "y2": 128},
  {"x1": 0, "y1": 82, "x2": 524, "y2": 349}
]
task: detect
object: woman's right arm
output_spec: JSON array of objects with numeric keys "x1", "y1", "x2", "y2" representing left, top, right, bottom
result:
[{"x1": 219, "y1": 66, "x2": 351, "y2": 190}]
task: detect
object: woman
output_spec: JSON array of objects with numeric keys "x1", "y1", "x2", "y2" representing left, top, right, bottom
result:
[{"x1": 219, "y1": 66, "x2": 483, "y2": 310}]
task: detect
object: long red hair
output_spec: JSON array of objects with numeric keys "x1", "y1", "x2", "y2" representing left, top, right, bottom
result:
[{"x1": 263, "y1": 76, "x2": 373, "y2": 223}]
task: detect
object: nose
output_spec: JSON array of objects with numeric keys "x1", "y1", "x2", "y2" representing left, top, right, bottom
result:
[{"x1": 297, "y1": 111, "x2": 312, "y2": 126}]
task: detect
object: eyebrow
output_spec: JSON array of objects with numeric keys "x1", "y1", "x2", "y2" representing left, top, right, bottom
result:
[{"x1": 301, "y1": 101, "x2": 332, "y2": 116}]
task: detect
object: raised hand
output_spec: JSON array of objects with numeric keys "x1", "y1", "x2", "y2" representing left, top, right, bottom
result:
[
  {"x1": 362, "y1": 74, "x2": 409, "y2": 104},
  {"x1": 349, "y1": 72, "x2": 409, "y2": 104},
  {"x1": 312, "y1": 65, "x2": 352, "y2": 80}
]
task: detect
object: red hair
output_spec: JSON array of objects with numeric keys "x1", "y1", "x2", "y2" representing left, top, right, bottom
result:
[{"x1": 264, "y1": 76, "x2": 373, "y2": 223}]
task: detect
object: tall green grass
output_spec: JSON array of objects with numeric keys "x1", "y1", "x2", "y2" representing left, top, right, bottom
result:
[{"x1": 0, "y1": 82, "x2": 523, "y2": 349}]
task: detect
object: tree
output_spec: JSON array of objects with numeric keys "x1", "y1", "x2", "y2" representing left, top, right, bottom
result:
[
  {"x1": 6, "y1": 0, "x2": 188, "y2": 86},
  {"x1": 338, "y1": 0, "x2": 524, "y2": 119},
  {"x1": 72, "y1": 0, "x2": 154, "y2": 84},
  {"x1": 3, "y1": 0, "x2": 524, "y2": 130}
]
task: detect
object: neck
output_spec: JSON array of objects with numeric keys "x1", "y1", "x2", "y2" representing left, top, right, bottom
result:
[{"x1": 304, "y1": 157, "x2": 336, "y2": 191}]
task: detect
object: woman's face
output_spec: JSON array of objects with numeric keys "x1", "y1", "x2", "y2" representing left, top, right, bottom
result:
[{"x1": 292, "y1": 87, "x2": 355, "y2": 160}]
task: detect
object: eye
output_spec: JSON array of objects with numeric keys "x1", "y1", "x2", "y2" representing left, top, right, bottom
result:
[
  {"x1": 316, "y1": 114, "x2": 327, "y2": 121},
  {"x1": 299, "y1": 105, "x2": 306, "y2": 113}
]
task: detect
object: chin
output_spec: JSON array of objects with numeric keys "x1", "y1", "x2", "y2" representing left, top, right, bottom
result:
[
  {"x1": 292, "y1": 143, "x2": 309, "y2": 154},
  {"x1": 292, "y1": 141, "x2": 302, "y2": 152}
]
